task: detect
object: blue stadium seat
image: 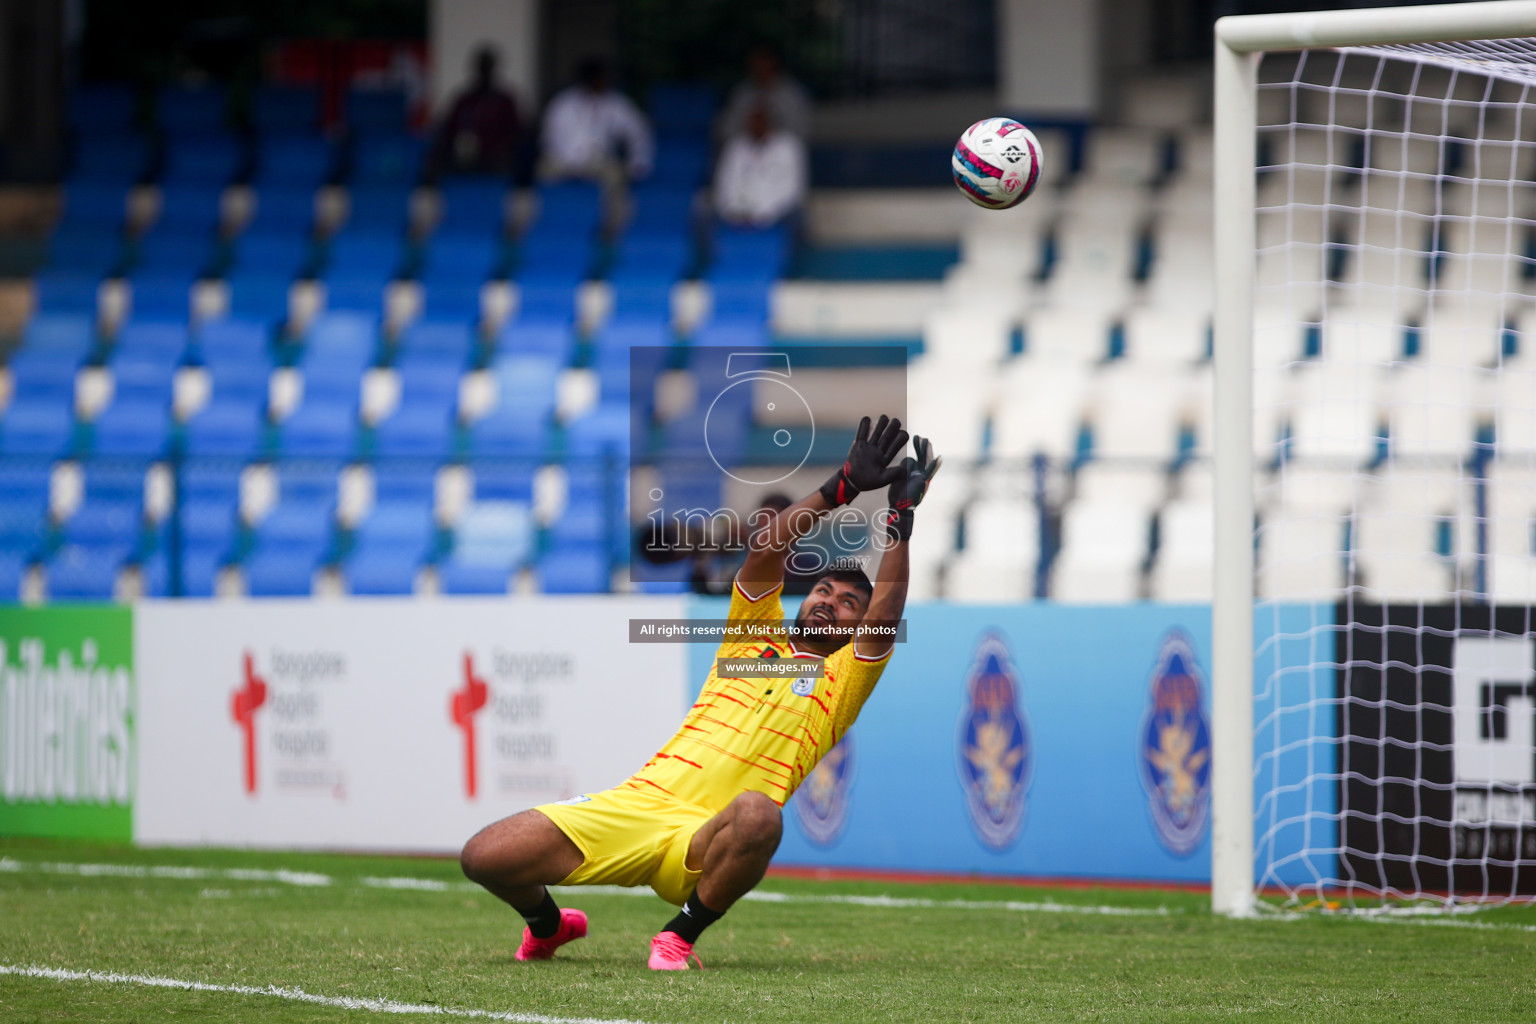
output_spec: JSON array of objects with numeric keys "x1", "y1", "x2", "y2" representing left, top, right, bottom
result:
[
  {"x1": 70, "y1": 136, "x2": 150, "y2": 186},
  {"x1": 243, "y1": 187, "x2": 317, "y2": 236},
  {"x1": 34, "y1": 273, "x2": 100, "y2": 316},
  {"x1": 438, "y1": 500, "x2": 534, "y2": 594},
  {"x1": 421, "y1": 234, "x2": 502, "y2": 282},
  {"x1": 347, "y1": 501, "x2": 435, "y2": 595},
  {"x1": 0, "y1": 467, "x2": 52, "y2": 560},
  {"x1": 690, "y1": 321, "x2": 771, "y2": 348},
  {"x1": 177, "y1": 497, "x2": 240, "y2": 556},
  {"x1": 629, "y1": 186, "x2": 696, "y2": 234},
  {"x1": 198, "y1": 318, "x2": 271, "y2": 365},
  {"x1": 21, "y1": 313, "x2": 95, "y2": 355},
  {"x1": 347, "y1": 89, "x2": 410, "y2": 136},
  {"x1": 533, "y1": 182, "x2": 603, "y2": 234},
  {"x1": 46, "y1": 542, "x2": 131, "y2": 600},
  {"x1": 437, "y1": 178, "x2": 509, "y2": 235},
  {"x1": 606, "y1": 281, "x2": 673, "y2": 324},
  {"x1": 420, "y1": 281, "x2": 484, "y2": 322},
  {"x1": 126, "y1": 273, "x2": 197, "y2": 320},
  {"x1": 468, "y1": 353, "x2": 558, "y2": 456},
  {"x1": 708, "y1": 280, "x2": 773, "y2": 324},
  {"x1": 610, "y1": 237, "x2": 692, "y2": 288},
  {"x1": 91, "y1": 402, "x2": 171, "y2": 457},
  {"x1": 305, "y1": 311, "x2": 379, "y2": 363},
  {"x1": 243, "y1": 547, "x2": 320, "y2": 596},
  {"x1": 252, "y1": 86, "x2": 321, "y2": 136},
  {"x1": 280, "y1": 400, "x2": 357, "y2": 458},
  {"x1": 397, "y1": 320, "x2": 474, "y2": 363},
  {"x1": 509, "y1": 285, "x2": 579, "y2": 328},
  {"x1": 47, "y1": 233, "x2": 122, "y2": 277},
  {"x1": 342, "y1": 184, "x2": 413, "y2": 233},
  {"x1": 9, "y1": 348, "x2": 84, "y2": 403},
  {"x1": 255, "y1": 137, "x2": 335, "y2": 189},
  {"x1": 115, "y1": 319, "x2": 190, "y2": 361},
  {"x1": 373, "y1": 464, "x2": 437, "y2": 504},
  {"x1": 631, "y1": 558, "x2": 691, "y2": 593},
  {"x1": 234, "y1": 233, "x2": 311, "y2": 279},
  {"x1": 142, "y1": 543, "x2": 226, "y2": 597},
  {"x1": 184, "y1": 390, "x2": 265, "y2": 457},
  {"x1": 54, "y1": 183, "x2": 129, "y2": 235},
  {"x1": 350, "y1": 136, "x2": 424, "y2": 187},
  {"x1": 471, "y1": 462, "x2": 535, "y2": 503},
  {"x1": 0, "y1": 550, "x2": 29, "y2": 600},
  {"x1": 69, "y1": 84, "x2": 137, "y2": 135},
  {"x1": 161, "y1": 135, "x2": 245, "y2": 186},
  {"x1": 373, "y1": 406, "x2": 454, "y2": 458},
  {"x1": 564, "y1": 405, "x2": 631, "y2": 457},
  {"x1": 226, "y1": 274, "x2": 292, "y2": 324},
  {"x1": 496, "y1": 320, "x2": 576, "y2": 361},
  {"x1": 536, "y1": 544, "x2": 610, "y2": 593},
  {"x1": 515, "y1": 233, "x2": 594, "y2": 286},
  {"x1": 647, "y1": 84, "x2": 717, "y2": 135},
  {"x1": 0, "y1": 402, "x2": 74, "y2": 456},
  {"x1": 650, "y1": 138, "x2": 710, "y2": 187},
  {"x1": 157, "y1": 85, "x2": 227, "y2": 134},
  {"x1": 135, "y1": 233, "x2": 216, "y2": 278},
  {"x1": 708, "y1": 225, "x2": 791, "y2": 281}
]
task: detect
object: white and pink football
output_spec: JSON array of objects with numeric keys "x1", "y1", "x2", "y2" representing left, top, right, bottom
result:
[{"x1": 951, "y1": 117, "x2": 1043, "y2": 210}]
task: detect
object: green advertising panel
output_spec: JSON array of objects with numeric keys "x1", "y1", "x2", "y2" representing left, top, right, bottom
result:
[{"x1": 0, "y1": 605, "x2": 133, "y2": 841}]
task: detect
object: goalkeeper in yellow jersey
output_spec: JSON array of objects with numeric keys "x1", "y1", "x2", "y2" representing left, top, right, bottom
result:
[{"x1": 460, "y1": 415, "x2": 940, "y2": 970}]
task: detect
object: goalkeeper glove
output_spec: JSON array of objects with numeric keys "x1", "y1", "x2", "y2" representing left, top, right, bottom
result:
[
  {"x1": 883, "y1": 434, "x2": 942, "y2": 542},
  {"x1": 819, "y1": 414, "x2": 909, "y2": 507}
]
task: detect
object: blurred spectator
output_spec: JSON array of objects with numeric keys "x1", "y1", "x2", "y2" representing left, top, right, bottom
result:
[
  {"x1": 718, "y1": 46, "x2": 812, "y2": 142},
  {"x1": 431, "y1": 45, "x2": 524, "y2": 178},
  {"x1": 539, "y1": 58, "x2": 654, "y2": 184},
  {"x1": 713, "y1": 106, "x2": 807, "y2": 227}
]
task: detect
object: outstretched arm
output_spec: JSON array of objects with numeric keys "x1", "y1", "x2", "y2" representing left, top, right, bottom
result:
[
  {"x1": 737, "y1": 415, "x2": 908, "y2": 600},
  {"x1": 854, "y1": 435, "x2": 942, "y2": 660}
]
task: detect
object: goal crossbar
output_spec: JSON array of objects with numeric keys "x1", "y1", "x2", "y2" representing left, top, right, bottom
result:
[{"x1": 1212, "y1": 0, "x2": 1536, "y2": 918}]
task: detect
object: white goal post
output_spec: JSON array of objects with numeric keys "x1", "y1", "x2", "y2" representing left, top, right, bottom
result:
[{"x1": 1212, "y1": 0, "x2": 1536, "y2": 918}]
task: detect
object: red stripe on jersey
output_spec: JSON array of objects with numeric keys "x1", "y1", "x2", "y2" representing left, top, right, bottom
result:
[
  {"x1": 759, "y1": 755, "x2": 794, "y2": 771},
  {"x1": 695, "y1": 713, "x2": 748, "y2": 735},
  {"x1": 808, "y1": 693, "x2": 830, "y2": 716},
  {"x1": 721, "y1": 683, "x2": 756, "y2": 701},
  {"x1": 689, "y1": 737, "x2": 791, "y2": 778},
  {"x1": 683, "y1": 724, "x2": 711, "y2": 734},
  {"x1": 659, "y1": 753, "x2": 704, "y2": 770},
  {"x1": 626, "y1": 776, "x2": 676, "y2": 797},
  {"x1": 713, "y1": 692, "x2": 752, "y2": 710}
]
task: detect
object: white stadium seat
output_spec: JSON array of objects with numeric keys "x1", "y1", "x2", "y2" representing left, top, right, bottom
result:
[
  {"x1": 1148, "y1": 499, "x2": 1213, "y2": 601},
  {"x1": 1083, "y1": 362, "x2": 1190, "y2": 462},
  {"x1": 1383, "y1": 362, "x2": 1488, "y2": 458},
  {"x1": 1051, "y1": 501, "x2": 1148, "y2": 602},
  {"x1": 1283, "y1": 361, "x2": 1384, "y2": 464},
  {"x1": 990, "y1": 360, "x2": 1089, "y2": 461},
  {"x1": 1256, "y1": 511, "x2": 1348, "y2": 600},
  {"x1": 947, "y1": 499, "x2": 1039, "y2": 601}
]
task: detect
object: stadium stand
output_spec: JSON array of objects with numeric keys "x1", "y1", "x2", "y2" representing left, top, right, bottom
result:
[{"x1": 7, "y1": 66, "x2": 1522, "y2": 603}]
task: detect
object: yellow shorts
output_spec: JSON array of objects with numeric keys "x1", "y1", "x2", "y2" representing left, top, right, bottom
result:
[{"x1": 535, "y1": 785, "x2": 714, "y2": 906}]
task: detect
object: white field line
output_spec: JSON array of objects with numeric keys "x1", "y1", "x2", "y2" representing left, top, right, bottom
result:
[
  {"x1": 0, "y1": 857, "x2": 329, "y2": 887},
  {"x1": 0, "y1": 964, "x2": 654, "y2": 1024},
  {"x1": 6, "y1": 857, "x2": 1536, "y2": 931}
]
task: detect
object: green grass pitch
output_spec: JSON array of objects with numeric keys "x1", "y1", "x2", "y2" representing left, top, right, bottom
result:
[{"x1": 2, "y1": 837, "x2": 1533, "y2": 1023}]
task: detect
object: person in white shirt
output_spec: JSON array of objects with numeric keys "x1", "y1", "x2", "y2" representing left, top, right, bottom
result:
[
  {"x1": 717, "y1": 47, "x2": 813, "y2": 142},
  {"x1": 713, "y1": 106, "x2": 808, "y2": 228},
  {"x1": 539, "y1": 58, "x2": 654, "y2": 184}
]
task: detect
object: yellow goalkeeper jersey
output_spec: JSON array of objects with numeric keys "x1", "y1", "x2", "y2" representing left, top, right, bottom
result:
[{"x1": 623, "y1": 579, "x2": 891, "y2": 813}]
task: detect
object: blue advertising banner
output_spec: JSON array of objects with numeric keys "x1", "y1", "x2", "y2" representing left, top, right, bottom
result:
[{"x1": 685, "y1": 599, "x2": 1335, "y2": 886}]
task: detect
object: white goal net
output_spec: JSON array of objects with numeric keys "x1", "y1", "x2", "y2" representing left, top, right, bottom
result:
[{"x1": 1249, "y1": 33, "x2": 1536, "y2": 908}]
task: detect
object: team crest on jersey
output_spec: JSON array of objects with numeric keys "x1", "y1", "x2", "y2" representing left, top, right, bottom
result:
[
  {"x1": 793, "y1": 732, "x2": 854, "y2": 846},
  {"x1": 1138, "y1": 631, "x2": 1212, "y2": 856},
  {"x1": 792, "y1": 675, "x2": 816, "y2": 696},
  {"x1": 957, "y1": 633, "x2": 1032, "y2": 851}
]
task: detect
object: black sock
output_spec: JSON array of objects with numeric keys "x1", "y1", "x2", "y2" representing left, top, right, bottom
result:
[
  {"x1": 663, "y1": 889, "x2": 724, "y2": 944},
  {"x1": 517, "y1": 889, "x2": 563, "y2": 939}
]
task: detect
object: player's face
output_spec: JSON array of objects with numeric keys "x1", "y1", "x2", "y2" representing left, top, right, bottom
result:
[{"x1": 795, "y1": 579, "x2": 870, "y2": 645}]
